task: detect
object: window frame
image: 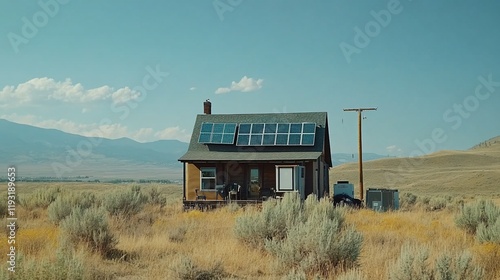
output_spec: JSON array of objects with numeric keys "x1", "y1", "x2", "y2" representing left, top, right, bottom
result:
[{"x1": 200, "y1": 167, "x2": 217, "y2": 190}]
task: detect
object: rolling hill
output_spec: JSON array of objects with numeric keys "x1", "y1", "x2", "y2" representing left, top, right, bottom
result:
[{"x1": 331, "y1": 136, "x2": 500, "y2": 197}]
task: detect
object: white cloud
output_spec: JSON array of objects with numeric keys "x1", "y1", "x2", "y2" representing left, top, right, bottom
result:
[
  {"x1": 82, "y1": 86, "x2": 113, "y2": 102},
  {"x1": 133, "y1": 128, "x2": 155, "y2": 142},
  {"x1": 386, "y1": 145, "x2": 403, "y2": 155},
  {"x1": 111, "y1": 87, "x2": 140, "y2": 104},
  {"x1": 215, "y1": 76, "x2": 263, "y2": 94},
  {"x1": 1, "y1": 114, "x2": 191, "y2": 143},
  {"x1": 154, "y1": 126, "x2": 191, "y2": 142},
  {"x1": 189, "y1": 87, "x2": 196, "y2": 91},
  {"x1": 0, "y1": 77, "x2": 140, "y2": 106}
]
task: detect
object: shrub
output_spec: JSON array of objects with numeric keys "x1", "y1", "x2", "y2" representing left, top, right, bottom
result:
[
  {"x1": 169, "y1": 256, "x2": 225, "y2": 280},
  {"x1": 388, "y1": 243, "x2": 484, "y2": 280},
  {"x1": 61, "y1": 206, "x2": 116, "y2": 255},
  {"x1": 428, "y1": 196, "x2": 449, "y2": 211},
  {"x1": 234, "y1": 193, "x2": 362, "y2": 274},
  {"x1": 19, "y1": 187, "x2": 61, "y2": 210},
  {"x1": 48, "y1": 192, "x2": 96, "y2": 224},
  {"x1": 455, "y1": 200, "x2": 500, "y2": 236},
  {"x1": 435, "y1": 251, "x2": 484, "y2": 280},
  {"x1": 388, "y1": 244, "x2": 433, "y2": 280},
  {"x1": 104, "y1": 185, "x2": 148, "y2": 217},
  {"x1": 234, "y1": 193, "x2": 304, "y2": 247},
  {"x1": 2, "y1": 250, "x2": 84, "y2": 280},
  {"x1": 147, "y1": 186, "x2": 167, "y2": 208},
  {"x1": 400, "y1": 192, "x2": 418, "y2": 210},
  {"x1": 476, "y1": 217, "x2": 500, "y2": 243},
  {"x1": 169, "y1": 226, "x2": 188, "y2": 243}
]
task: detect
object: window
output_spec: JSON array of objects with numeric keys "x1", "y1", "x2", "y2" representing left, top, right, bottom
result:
[{"x1": 200, "y1": 167, "x2": 216, "y2": 190}]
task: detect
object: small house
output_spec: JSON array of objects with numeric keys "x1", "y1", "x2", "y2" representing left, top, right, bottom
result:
[{"x1": 178, "y1": 101, "x2": 332, "y2": 207}]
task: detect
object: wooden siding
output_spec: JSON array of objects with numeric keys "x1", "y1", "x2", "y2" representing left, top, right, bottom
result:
[
  {"x1": 186, "y1": 163, "x2": 227, "y2": 201},
  {"x1": 186, "y1": 163, "x2": 200, "y2": 201},
  {"x1": 262, "y1": 163, "x2": 276, "y2": 189},
  {"x1": 305, "y1": 162, "x2": 314, "y2": 196},
  {"x1": 185, "y1": 161, "x2": 328, "y2": 201}
]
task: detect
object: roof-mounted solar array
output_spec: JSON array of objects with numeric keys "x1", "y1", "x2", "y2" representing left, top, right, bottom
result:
[
  {"x1": 236, "y1": 122, "x2": 316, "y2": 146},
  {"x1": 198, "y1": 122, "x2": 237, "y2": 144}
]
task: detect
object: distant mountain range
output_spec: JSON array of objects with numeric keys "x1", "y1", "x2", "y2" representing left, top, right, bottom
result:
[
  {"x1": 0, "y1": 119, "x2": 188, "y2": 180},
  {"x1": 0, "y1": 119, "x2": 387, "y2": 179}
]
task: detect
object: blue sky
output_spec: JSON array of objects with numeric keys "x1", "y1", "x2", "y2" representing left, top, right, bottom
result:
[{"x1": 1, "y1": 0, "x2": 499, "y2": 157}]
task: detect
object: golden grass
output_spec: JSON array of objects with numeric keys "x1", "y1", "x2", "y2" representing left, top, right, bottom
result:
[
  {"x1": 1, "y1": 182, "x2": 499, "y2": 279},
  {"x1": 345, "y1": 209, "x2": 482, "y2": 279}
]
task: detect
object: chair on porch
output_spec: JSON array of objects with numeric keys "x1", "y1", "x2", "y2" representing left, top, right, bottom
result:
[
  {"x1": 215, "y1": 185, "x2": 228, "y2": 200},
  {"x1": 228, "y1": 183, "x2": 240, "y2": 201}
]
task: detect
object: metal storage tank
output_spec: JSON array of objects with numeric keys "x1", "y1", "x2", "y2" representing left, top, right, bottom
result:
[{"x1": 365, "y1": 188, "x2": 399, "y2": 211}]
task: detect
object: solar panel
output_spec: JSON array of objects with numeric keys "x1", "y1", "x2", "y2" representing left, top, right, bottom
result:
[
  {"x1": 277, "y1": 123, "x2": 289, "y2": 133},
  {"x1": 251, "y1": 123, "x2": 264, "y2": 134},
  {"x1": 263, "y1": 134, "x2": 276, "y2": 145},
  {"x1": 221, "y1": 133, "x2": 234, "y2": 144},
  {"x1": 236, "y1": 134, "x2": 249, "y2": 146},
  {"x1": 290, "y1": 123, "x2": 302, "y2": 133},
  {"x1": 264, "y1": 123, "x2": 276, "y2": 133},
  {"x1": 301, "y1": 133, "x2": 315, "y2": 145},
  {"x1": 239, "y1": 123, "x2": 251, "y2": 134},
  {"x1": 213, "y1": 123, "x2": 224, "y2": 133},
  {"x1": 199, "y1": 133, "x2": 211, "y2": 143},
  {"x1": 201, "y1": 123, "x2": 213, "y2": 133},
  {"x1": 288, "y1": 134, "x2": 301, "y2": 145},
  {"x1": 198, "y1": 122, "x2": 237, "y2": 144},
  {"x1": 212, "y1": 133, "x2": 223, "y2": 143},
  {"x1": 275, "y1": 133, "x2": 288, "y2": 145},
  {"x1": 250, "y1": 134, "x2": 263, "y2": 145},
  {"x1": 303, "y1": 123, "x2": 316, "y2": 133},
  {"x1": 236, "y1": 122, "x2": 316, "y2": 146}
]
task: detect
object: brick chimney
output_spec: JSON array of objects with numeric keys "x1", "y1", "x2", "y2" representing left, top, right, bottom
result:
[{"x1": 204, "y1": 99, "x2": 211, "y2": 114}]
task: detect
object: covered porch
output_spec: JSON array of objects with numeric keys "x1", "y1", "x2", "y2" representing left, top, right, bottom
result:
[{"x1": 181, "y1": 159, "x2": 325, "y2": 206}]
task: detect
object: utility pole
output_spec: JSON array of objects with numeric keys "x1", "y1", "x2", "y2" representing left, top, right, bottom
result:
[{"x1": 343, "y1": 107, "x2": 377, "y2": 201}]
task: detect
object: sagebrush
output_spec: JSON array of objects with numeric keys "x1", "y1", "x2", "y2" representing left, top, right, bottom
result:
[
  {"x1": 48, "y1": 192, "x2": 97, "y2": 224},
  {"x1": 60, "y1": 206, "x2": 116, "y2": 255},
  {"x1": 103, "y1": 185, "x2": 148, "y2": 217},
  {"x1": 234, "y1": 193, "x2": 362, "y2": 274},
  {"x1": 388, "y1": 243, "x2": 484, "y2": 280},
  {"x1": 455, "y1": 200, "x2": 500, "y2": 243}
]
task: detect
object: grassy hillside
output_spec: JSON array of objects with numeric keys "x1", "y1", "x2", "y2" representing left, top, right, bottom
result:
[{"x1": 331, "y1": 136, "x2": 500, "y2": 197}]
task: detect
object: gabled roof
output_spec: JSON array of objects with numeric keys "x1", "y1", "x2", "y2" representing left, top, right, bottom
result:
[{"x1": 178, "y1": 112, "x2": 332, "y2": 165}]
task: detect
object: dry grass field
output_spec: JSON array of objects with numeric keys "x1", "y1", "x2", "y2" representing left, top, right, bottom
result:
[{"x1": 0, "y1": 137, "x2": 499, "y2": 279}]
